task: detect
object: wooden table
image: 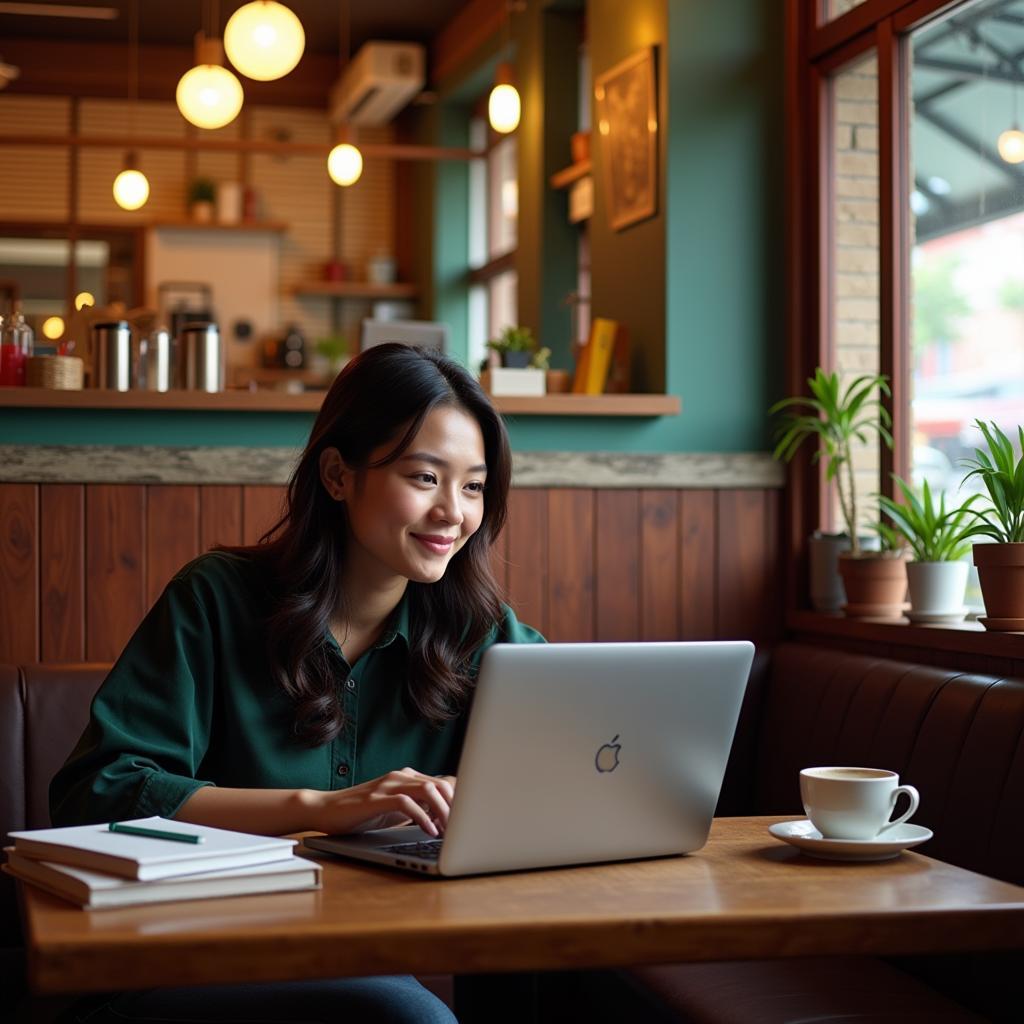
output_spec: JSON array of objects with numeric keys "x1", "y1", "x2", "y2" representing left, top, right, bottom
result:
[{"x1": 20, "y1": 816, "x2": 1024, "y2": 995}]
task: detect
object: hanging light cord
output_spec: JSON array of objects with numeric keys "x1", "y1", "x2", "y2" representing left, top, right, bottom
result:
[
  {"x1": 129, "y1": 0, "x2": 138, "y2": 138},
  {"x1": 339, "y1": 0, "x2": 350, "y2": 77}
]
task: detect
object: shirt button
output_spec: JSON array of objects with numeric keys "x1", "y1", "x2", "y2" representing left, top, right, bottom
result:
[
  {"x1": 345, "y1": 678, "x2": 357, "y2": 691},
  {"x1": 336, "y1": 763, "x2": 350, "y2": 777}
]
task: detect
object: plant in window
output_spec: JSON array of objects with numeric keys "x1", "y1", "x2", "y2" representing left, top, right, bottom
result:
[
  {"x1": 770, "y1": 369, "x2": 905, "y2": 617},
  {"x1": 486, "y1": 325, "x2": 536, "y2": 368},
  {"x1": 875, "y1": 475, "x2": 978, "y2": 622},
  {"x1": 959, "y1": 419, "x2": 1024, "y2": 629}
]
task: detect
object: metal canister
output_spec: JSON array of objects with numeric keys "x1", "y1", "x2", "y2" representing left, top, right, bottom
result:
[
  {"x1": 91, "y1": 320, "x2": 132, "y2": 391},
  {"x1": 137, "y1": 328, "x2": 174, "y2": 392},
  {"x1": 178, "y1": 322, "x2": 223, "y2": 392}
]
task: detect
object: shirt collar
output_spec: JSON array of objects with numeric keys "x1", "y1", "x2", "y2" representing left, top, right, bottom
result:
[{"x1": 324, "y1": 589, "x2": 411, "y2": 656}]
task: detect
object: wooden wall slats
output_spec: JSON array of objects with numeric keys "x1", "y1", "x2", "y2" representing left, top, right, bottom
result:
[
  {"x1": 505, "y1": 489, "x2": 547, "y2": 636},
  {"x1": 595, "y1": 490, "x2": 640, "y2": 641},
  {"x1": 85, "y1": 485, "x2": 145, "y2": 662},
  {"x1": 0, "y1": 483, "x2": 39, "y2": 663},
  {"x1": 40, "y1": 484, "x2": 83, "y2": 662},
  {"x1": 146, "y1": 486, "x2": 200, "y2": 610},
  {"x1": 547, "y1": 489, "x2": 595, "y2": 642},
  {"x1": 717, "y1": 490, "x2": 772, "y2": 641},
  {"x1": 640, "y1": 490, "x2": 680, "y2": 641},
  {"x1": 242, "y1": 486, "x2": 287, "y2": 546},
  {"x1": 0, "y1": 482, "x2": 785, "y2": 659},
  {"x1": 680, "y1": 490, "x2": 717, "y2": 640},
  {"x1": 200, "y1": 485, "x2": 243, "y2": 551}
]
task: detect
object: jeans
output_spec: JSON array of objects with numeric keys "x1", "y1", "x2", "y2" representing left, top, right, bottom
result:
[{"x1": 71, "y1": 976, "x2": 457, "y2": 1024}]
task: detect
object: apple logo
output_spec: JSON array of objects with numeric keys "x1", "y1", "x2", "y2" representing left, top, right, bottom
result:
[{"x1": 595, "y1": 734, "x2": 621, "y2": 773}]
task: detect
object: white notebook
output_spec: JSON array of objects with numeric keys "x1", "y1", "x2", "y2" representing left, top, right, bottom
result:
[
  {"x1": 7, "y1": 817, "x2": 297, "y2": 880},
  {"x1": 2, "y1": 849, "x2": 320, "y2": 910}
]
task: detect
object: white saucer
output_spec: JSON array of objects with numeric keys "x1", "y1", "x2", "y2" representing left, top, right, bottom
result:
[
  {"x1": 906, "y1": 608, "x2": 968, "y2": 624},
  {"x1": 768, "y1": 819, "x2": 934, "y2": 861}
]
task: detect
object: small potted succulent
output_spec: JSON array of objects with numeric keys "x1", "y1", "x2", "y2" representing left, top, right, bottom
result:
[
  {"x1": 487, "y1": 325, "x2": 536, "y2": 368},
  {"x1": 188, "y1": 177, "x2": 217, "y2": 223},
  {"x1": 482, "y1": 326, "x2": 548, "y2": 396},
  {"x1": 771, "y1": 368, "x2": 903, "y2": 616},
  {"x1": 960, "y1": 419, "x2": 1024, "y2": 630},
  {"x1": 876, "y1": 475, "x2": 978, "y2": 622}
]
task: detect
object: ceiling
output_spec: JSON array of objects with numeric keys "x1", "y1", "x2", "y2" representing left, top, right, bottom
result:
[
  {"x1": 0, "y1": 1, "x2": 470, "y2": 55},
  {"x1": 911, "y1": 0, "x2": 1024, "y2": 240}
]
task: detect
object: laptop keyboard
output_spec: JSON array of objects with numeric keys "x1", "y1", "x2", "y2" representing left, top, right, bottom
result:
[{"x1": 381, "y1": 839, "x2": 443, "y2": 861}]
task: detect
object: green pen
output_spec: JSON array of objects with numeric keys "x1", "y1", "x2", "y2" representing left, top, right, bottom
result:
[{"x1": 108, "y1": 822, "x2": 204, "y2": 844}]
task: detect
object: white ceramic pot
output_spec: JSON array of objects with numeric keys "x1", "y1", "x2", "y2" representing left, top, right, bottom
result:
[{"x1": 905, "y1": 560, "x2": 969, "y2": 620}]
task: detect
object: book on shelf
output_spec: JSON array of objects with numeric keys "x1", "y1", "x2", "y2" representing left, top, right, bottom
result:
[
  {"x1": 572, "y1": 318, "x2": 629, "y2": 395},
  {"x1": 7, "y1": 816, "x2": 297, "y2": 881},
  {"x1": 2, "y1": 849, "x2": 321, "y2": 910}
]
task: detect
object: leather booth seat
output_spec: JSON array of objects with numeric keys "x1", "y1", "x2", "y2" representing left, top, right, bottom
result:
[{"x1": 626, "y1": 642, "x2": 1024, "y2": 1024}]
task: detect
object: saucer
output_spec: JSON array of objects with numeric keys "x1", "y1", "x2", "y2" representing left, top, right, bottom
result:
[
  {"x1": 978, "y1": 616, "x2": 1024, "y2": 632},
  {"x1": 768, "y1": 819, "x2": 934, "y2": 861},
  {"x1": 906, "y1": 608, "x2": 968, "y2": 624}
]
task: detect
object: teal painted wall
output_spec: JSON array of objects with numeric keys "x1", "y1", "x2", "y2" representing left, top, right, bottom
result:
[{"x1": 3, "y1": 0, "x2": 783, "y2": 453}]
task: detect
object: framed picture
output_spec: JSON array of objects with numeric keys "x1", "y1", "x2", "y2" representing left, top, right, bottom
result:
[{"x1": 595, "y1": 46, "x2": 658, "y2": 231}]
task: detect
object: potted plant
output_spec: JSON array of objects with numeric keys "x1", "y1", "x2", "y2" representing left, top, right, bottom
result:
[
  {"x1": 487, "y1": 325, "x2": 536, "y2": 368},
  {"x1": 188, "y1": 177, "x2": 217, "y2": 222},
  {"x1": 314, "y1": 334, "x2": 349, "y2": 377},
  {"x1": 876, "y1": 476, "x2": 977, "y2": 622},
  {"x1": 770, "y1": 368, "x2": 904, "y2": 616},
  {"x1": 960, "y1": 419, "x2": 1024, "y2": 630}
]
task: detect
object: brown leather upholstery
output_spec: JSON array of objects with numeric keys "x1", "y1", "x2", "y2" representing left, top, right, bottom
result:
[{"x1": 631, "y1": 643, "x2": 1024, "y2": 1024}]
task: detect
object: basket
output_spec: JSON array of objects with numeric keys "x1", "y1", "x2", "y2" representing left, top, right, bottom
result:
[{"x1": 26, "y1": 355, "x2": 84, "y2": 390}]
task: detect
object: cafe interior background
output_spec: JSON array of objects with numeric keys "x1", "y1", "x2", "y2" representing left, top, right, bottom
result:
[{"x1": 0, "y1": 0, "x2": 1022, "y2": 668}]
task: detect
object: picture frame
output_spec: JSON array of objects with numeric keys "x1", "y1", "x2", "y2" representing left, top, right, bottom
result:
[{"x1": 594, "y1": 46, "x2": 658, "y2": 231}]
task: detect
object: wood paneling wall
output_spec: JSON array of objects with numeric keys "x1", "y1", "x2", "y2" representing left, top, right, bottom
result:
[{"x1": 0, "y1": 483, "x2": 781, "y2": 662}]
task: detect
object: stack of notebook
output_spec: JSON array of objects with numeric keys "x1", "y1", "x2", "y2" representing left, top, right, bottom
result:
[{"x1": 3, "y1": 816, "x2": 321, "y2": 910}]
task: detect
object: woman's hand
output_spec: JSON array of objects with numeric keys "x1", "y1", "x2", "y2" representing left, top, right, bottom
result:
[{"x1": 311, "y1": 768, "x2": 456, "y2": 837}]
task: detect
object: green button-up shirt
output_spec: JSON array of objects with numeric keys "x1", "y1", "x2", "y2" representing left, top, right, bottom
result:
[{"x1": 50, "y1": 551, "x2": 545, "y2": 827}]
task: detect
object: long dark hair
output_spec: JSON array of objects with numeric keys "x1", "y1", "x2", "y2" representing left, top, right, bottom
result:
[{"x1": 232, "y1": 343, "x2": 511, "y2": 746}]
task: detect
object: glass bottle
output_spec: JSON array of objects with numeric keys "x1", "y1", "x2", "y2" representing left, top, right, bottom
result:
[{"x1": 0, "y1": 310, "x2": 33, "y2": 387}]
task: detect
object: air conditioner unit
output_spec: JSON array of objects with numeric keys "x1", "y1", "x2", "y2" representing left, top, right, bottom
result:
[{"x1": 329, "y1": 42, "x2": 425, "y2": 127}]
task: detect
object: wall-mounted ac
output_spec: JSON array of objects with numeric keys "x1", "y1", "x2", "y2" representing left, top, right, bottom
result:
[{"x1": 329, "y1": 42, "x2": 425, "y2": 127}]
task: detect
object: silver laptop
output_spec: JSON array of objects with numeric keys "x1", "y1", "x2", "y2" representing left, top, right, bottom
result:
[{"x1": 304, "y1": 640, "x2": 754, "y2": 877}]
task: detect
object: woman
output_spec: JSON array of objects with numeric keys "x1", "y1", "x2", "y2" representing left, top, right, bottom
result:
[{"x1": 51, "y1": 343, "x2": 544, "y2": 1024}]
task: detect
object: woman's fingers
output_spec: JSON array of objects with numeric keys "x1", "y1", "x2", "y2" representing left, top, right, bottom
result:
[{"x1": 394, "y1": 793, "x2": 439, "y2": 836}]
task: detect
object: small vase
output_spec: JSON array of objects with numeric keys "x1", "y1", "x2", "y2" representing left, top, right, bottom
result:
[
  {"x1": 503, "y1": 351, "x2": 531, "y2": 369},
  {"x1": 191, "y1": 200, "x2": 214, "y2": 223}
]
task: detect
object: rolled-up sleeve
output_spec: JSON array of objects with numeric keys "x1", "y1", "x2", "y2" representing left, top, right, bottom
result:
[{"x1": 50, "y1": 578, "x2": 217, "y2": 826}]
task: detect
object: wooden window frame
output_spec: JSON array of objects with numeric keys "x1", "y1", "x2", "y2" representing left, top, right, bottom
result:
[{"x1": 783, "y1": 0, "x2": 1015, "y2": 655}]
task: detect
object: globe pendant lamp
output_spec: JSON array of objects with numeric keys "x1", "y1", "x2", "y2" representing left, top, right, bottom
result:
[
  {"x1": 113, "y1": 153, "x2": 150, "y2": 211},
  {"x1": 177, "y1": 33, "x2": 244, "y2": 129},
  {"x1": 488, "y1": 61, "x2": 521, "y2": 134},
  {"x1": 224, "y1": 1, "x2": 305, "y2": 82},
  {"x1": 998, "y1": 84, "x2": 1024, "y2": 164},
  {"x1": 328, "y1": 125, "x2": 362, "y2": 187},
  {"x1": 113, "y1": 0, "x2": 148, "y2": 211}
]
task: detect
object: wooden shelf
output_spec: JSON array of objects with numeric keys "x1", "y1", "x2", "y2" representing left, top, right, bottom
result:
[
  {"x1": 291, "y1": 282, "x2": 418, "y2": 300},
  {"x1": 1, "y1": 388, "x2": 680, "y2": 417},
  {"x1": 148, "y1": 220, "x2": 287, "y2": 233},
  {"x1": 550, "y1": 160, "x2": 592, "y2": 189}
]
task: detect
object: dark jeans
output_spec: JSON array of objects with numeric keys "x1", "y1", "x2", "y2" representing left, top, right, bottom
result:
[{"x1": 70, "y1": 976, "x2": 456, "y2": 1024}]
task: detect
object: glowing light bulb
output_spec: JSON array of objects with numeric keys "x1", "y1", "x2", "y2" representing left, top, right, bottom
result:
[
  {"x1": 176, "y1": 63, "x2": 244, "y2": 129},
  {"x1": 327, "y1": 142, "x2": 363, "y2": 187},
  {"x1": 224, "y1": 1, "x2": 305, "y2": 82},
  {"x1": 488, "y1": 83, "x2": 521, "y2": 134},
  {"x1": 112, "y1": 168, "x2": 150, "y2": 210},
  {"x1": 998, "y1": 127, "x2": 1024, "y2": 164},
  {"x1": 75, "y1": 292, "x2": 95, "y2": 310},
  {"x1": 42, "y1": 316, "x2": 65, "y2": 340}
]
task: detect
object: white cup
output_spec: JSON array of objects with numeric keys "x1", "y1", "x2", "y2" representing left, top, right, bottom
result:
[{"x1": 799, "y1": 766, "x2": 920, "y2": 840}]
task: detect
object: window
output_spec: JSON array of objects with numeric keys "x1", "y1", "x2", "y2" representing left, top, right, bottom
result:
[{"x1": 468, "y1": 113, "x2": 517, "y2": 371}]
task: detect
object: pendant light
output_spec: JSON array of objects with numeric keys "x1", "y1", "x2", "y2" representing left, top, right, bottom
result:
[
  {"x1": 177, "y1": 0, "x2": 244, "y2": 130},
  {"x1": 113, "y1": 0, "x2": 149, "y2": 211},
  {"x1": 488, "y1": 2, "x2": 521, "y2": 134},
  {"x1": 327, "y1": 1, "x2": 362, "y2": 187},
  {"x1": 998, "y1": 83, "x2": 1024, "y2": 164},
  {"x1": 224, "y1": 1, "x2": 305, "y2": 82}
]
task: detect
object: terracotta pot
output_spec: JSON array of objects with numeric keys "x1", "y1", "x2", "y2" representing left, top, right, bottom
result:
[
  {"x1": 973, "y1": 543, "x2": 1024, "y2": 629},
  {"x1": 838, "y1": 553, "x2": 907, "y2": 618}
]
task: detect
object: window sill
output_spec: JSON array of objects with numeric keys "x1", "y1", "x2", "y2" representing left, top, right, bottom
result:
[{"x1": 787, "y1": 610, "x2": 1024, "y2": 659}]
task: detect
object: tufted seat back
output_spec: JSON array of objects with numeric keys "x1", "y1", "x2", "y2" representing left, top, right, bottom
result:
[{"x1": 747, "y1": 643, "x2": 1024, "y2": 886}]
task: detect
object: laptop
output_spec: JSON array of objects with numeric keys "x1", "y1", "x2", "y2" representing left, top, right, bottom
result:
[{"x1": 304, "y1": 640, "x2": 754, "y2": 877}]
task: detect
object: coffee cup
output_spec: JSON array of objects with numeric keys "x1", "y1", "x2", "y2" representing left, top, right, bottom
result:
[{"x1": 799, "y1": 766, "x2": 920, "y2": 840}]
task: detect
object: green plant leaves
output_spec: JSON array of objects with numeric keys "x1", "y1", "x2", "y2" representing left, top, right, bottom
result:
[
  {"x1": 960, "y1": 420, "x2": 1024, "y2": 543},
  {"x1": 877, "y1": 475, "x2": 977, "y2": 562}
]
